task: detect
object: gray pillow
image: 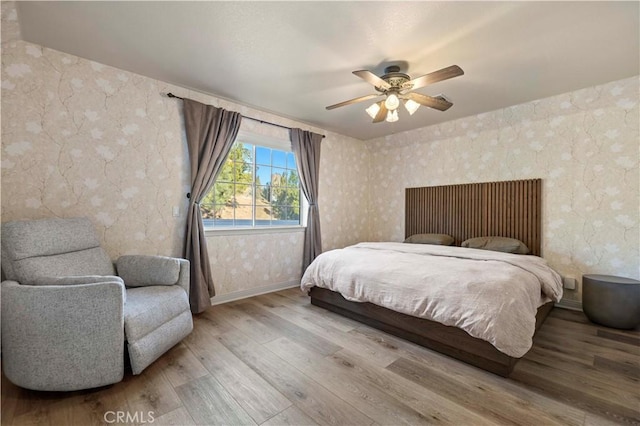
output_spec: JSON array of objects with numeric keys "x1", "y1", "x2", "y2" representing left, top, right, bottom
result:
[
  {"x1": 461, "y1": 236, "x2": 530, "y2": 254},
  {"x1": 404, "y1": 233, "x2": 454, "y2": 246}
]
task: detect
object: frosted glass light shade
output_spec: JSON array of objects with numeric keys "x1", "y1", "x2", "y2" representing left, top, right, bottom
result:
[
  {"x1": 384, "y1": 93, "x2": 400, "y2": 111},
  {"x1": 365, "y1": 103, "x2": 380, "y2": 119},
  {"x1": 385, "y1": 110, "x2": 399, "y2": 122},
  {"x1": 404, "y1": 99, "x2": 420, "y2": 115}
]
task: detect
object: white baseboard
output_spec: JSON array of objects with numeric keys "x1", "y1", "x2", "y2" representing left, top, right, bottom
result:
[
  {"x1": 211, "y1": 280, "x2": 300, "y2": 305},
  {"x1": 555, "y1": 298, "x2": 582, "y2": 311}
]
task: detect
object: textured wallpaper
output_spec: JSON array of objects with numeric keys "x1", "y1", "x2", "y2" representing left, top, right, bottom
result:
[
  {"x1": 1, "y1": 1, "x2": 370, "y2": 297},
  {"x1": 1, "y1": 44, "x2": 190, "y2": 259},
  {"x1": 367, "y1": 77, "x2": 640, "y2": 302},
  {"x1": 3, "y1": 1, "x2": 638, "y2": 306}
]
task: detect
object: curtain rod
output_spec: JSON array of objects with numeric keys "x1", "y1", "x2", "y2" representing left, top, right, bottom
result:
[{"x1": 166, "y1": 93, "x2": 325, "y2": 138}]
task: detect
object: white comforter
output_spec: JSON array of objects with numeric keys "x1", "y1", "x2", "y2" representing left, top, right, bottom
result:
[{"x1": 301, "y1": 242, "x2": 563, "y2": 357}]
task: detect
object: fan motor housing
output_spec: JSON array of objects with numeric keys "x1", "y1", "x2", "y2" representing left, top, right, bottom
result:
[{"x1": 379, "y1": 65, "x2": 410, "y2": 92}]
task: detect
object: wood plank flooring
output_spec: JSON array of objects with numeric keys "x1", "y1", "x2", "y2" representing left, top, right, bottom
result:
[{"x1": 2, "y1": 288, "x2": 639, "y2": 425}]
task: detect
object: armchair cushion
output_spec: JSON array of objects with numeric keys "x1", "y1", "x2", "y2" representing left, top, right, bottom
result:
[
  {"x1": 124, "y1": 286, "x2": 189, "y2": 342},
  {"x1": 117, "y1": 255, "x2": 181, "y2": 287},
  {"x1": 1, "y1": 217, "x2": 115, "y2": 283},
  {"x1": 2, "y1": 217, "x2": 101, "y2": 260},
  {"x1": 9, "y1": 247, "x2": 115, "y2": 284},
  {"x1": 123, "y1": 285, "x2": 192, "y2": 374}
]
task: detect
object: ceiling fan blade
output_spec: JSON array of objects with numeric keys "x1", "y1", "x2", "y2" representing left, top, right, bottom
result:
[
  {"x1": 404, "y1": 65, "x2": 464, "y2": 91},
  {"x1": 353, "y1": 70, "x2": 391, "y2": 90},
  {"x1": 325, "y1": 94, "x2": 381, "y2": 110},
  {"x1": 372, "y1": 101, "x2": 387, "y2": 123},
  {"x1": 408, "y1": 93, "x2": 453, "y2": 111}
]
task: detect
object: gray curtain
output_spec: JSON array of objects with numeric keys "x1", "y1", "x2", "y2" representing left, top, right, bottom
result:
[
  {"x1": 183, "y1": 98, "x2": 242, "y2": 313},
  {"x1": 290, "y1": 128, "x2": 323, "y2": 273}
]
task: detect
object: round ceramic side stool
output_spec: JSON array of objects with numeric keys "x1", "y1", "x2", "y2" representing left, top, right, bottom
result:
[{"x1": 582, "y1": 274, "x2": 640, "y2": 329}]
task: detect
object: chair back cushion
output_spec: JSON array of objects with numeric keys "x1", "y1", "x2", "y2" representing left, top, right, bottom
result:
[{"x1": 1, "y1": 217, "x2": 115, "y2": 283}]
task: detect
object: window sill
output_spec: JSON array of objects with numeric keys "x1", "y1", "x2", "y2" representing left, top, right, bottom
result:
[{"x1": 204, "y1": 226, "x2": 306, "y2": 237}]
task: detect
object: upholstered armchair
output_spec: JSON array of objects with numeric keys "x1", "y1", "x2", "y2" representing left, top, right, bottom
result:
[{"x1": 1, "y1": 217, "x2": 193, "y2": 391}]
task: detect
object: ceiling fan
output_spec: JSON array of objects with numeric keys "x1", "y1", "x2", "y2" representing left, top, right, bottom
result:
[{"x1": 326, "y1": 64, "x2": 464, "y2": 123}]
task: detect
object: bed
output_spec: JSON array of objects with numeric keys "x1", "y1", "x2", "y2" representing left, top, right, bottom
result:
[{"x1": 302, "y1": 179, "x2": 562, "y2": 376}]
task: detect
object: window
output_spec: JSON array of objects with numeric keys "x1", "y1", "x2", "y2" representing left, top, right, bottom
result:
[{"x1": 201, "y1": 133, "x2": 303, "y2": 229}]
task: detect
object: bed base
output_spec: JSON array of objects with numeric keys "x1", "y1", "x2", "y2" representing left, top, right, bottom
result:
[{"x1": 310, "y1": 287, "x2": 554, "y2": 377}]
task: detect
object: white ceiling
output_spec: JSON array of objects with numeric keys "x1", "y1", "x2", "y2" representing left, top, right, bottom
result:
[{"x1": 16, "y1": 1, "x2": 640, "y2": 140}]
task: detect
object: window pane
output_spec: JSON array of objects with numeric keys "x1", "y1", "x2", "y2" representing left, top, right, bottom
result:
[
  {"x1": 237, "y1": 142, "x2": 254, "y2": 163},
  {"x1": 285, "y1": 169, "x2": 299, "y2": 187},
  {"x1": 228, "y1": 143, "x2": 249, "y2": 163},
  {"x1": 256, "y1": 146, "x2": 271, "y2": 166},
  {"x1": 200, "y1": 204, "x2": 216, "y2": 220},
  {"x1": 256, "y1": 185, "x2": 271, "y2": 205},
  {"x1": 201, "y1": 189, "x2": 215, "y2": 206},
  {"x1": 270, "y1": 186, "x2": 282, "y2": 204},
  {"x1": 255, "y1": 165, "x2": 271, "y2": 186},
  {"x1": 287, "y1": 152, "x2": 296, "y2": 169},
  {"x1": 271, "y1": 167, "x2": 287, "y2": 186},
  {"x1": 213, "y1": 204, "x2": 227, "y2": 219},
  {"x1": 216, "y1": 158, "x2": 235, "y2": 183},
  {"x1": 213, "y1": 182, "x2": 234, "y2": 205},
  {"x1": 212, "y1": 216, "x2": 233, "y2": 228},
  {"x1": 290, "y1": 204, "x2": 300, "y2": 219},
  {"x1": 272, "y1": 206, "x2": 299, "y2": 225},
  {"x1": 203, "y1": 138, "x2": 302, "y2": 229},
  {"x1": 285, "y1": 187, "x2": 300, "y2": 206},
  {"x1": 271, "y1": 205, "x2": 286, "y2": 222},
  {"x1": 271, "y1": 186, "x2": 297, "y2": 211},
  {"x1": 234, "y1": 205, "x2": 253, "y2": 226},
  {"x1": 234, "y1": 184, "x2": 252, "y2": 206},
  {"x1": 233, "y1": 161, "x2": 253, "y2": 183},
  {"x1": 272, "y1": 150, "x2": 287, "y2": 168},
  {"x1": 213, "y1": 204, "x2": 233, "y2": 227},
  {"x1": 255, "y1": 203, "x2": 271, "y2": 221}
]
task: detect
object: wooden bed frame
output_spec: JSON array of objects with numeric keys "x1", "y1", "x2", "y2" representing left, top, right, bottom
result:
[{"x1": 310, "y1": 178, "x2": 552, "y2": 377}]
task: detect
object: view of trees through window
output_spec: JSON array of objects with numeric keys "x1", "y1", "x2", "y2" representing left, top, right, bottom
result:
[{"x1": 201, "y1": 142, "x2": 301, "y2": 227}]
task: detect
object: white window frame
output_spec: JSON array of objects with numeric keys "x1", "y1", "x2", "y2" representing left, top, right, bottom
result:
[{"x1": 204, "y1": 130, "x2": 307, "y2": 236}]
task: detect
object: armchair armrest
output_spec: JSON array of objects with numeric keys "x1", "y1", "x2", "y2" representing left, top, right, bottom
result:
[
  {"x1": 176, "y1": 258, "x2": 190, "y2": 296},
  {"x1": 116, "y1": 255, "x2": 190, "y2": 296},
  {"x1": 28, "y1": 275, "x2": 124, "y2": 286},
  {"x1": 1, "y1": 280, "x2": 125, "y2": 391},
  {"x1": 25, "y1": 275, "x2": 127, "y2": 301}
]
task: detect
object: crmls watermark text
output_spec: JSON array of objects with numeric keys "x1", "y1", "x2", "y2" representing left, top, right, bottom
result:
[{"x1": 103, "y1": 411, "x2": 155, "y2": 424}]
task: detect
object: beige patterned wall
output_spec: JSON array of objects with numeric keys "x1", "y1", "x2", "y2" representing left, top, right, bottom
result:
[
  {"x1": 3, "y1": 1, "x2": 638, "y2": 305},
  {"x1": 1, "y1": 1, "x2": 369, "y2": 297},
  {"x1": 1, "y1": 47, "x2": 189, "y2": 259},
  {"x1": 367, "y1": 76, "x2": 640, "y2": 303}
]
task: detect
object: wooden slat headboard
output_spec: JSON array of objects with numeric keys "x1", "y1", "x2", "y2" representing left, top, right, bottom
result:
[{"x1": 405, "y1": 179, "x2": 542, "y2": 256}]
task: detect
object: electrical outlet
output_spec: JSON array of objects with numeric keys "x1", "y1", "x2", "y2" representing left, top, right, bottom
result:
[
  {"x1": 172, "y1": 206, "x2": 180, "y2": 217},
  {"x1": 562, "y1": 276, "x2": 576, "y2": 290}
]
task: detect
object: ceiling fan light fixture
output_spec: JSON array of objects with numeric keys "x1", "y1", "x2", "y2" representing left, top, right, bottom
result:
[
  {"x1": 365, "y1": 102, "x2": 380, "y2": 119},
  {"x1": 327, "y1": 63, "x2": 463, "y2": 125},
  {"x1": 384, "y1": 93, "x2": 400, "y2": 111},
  {"x1": 385, "y1": 110, "x2": 399, "y2": 123},
  {"x1": 404, "y1": 99, "x2": 420, "y2": 115}
]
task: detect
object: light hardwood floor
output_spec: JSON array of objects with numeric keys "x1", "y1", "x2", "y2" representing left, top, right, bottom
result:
[{"x1": 2, "y1": 288, "x2": 639, "y2": 425}]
